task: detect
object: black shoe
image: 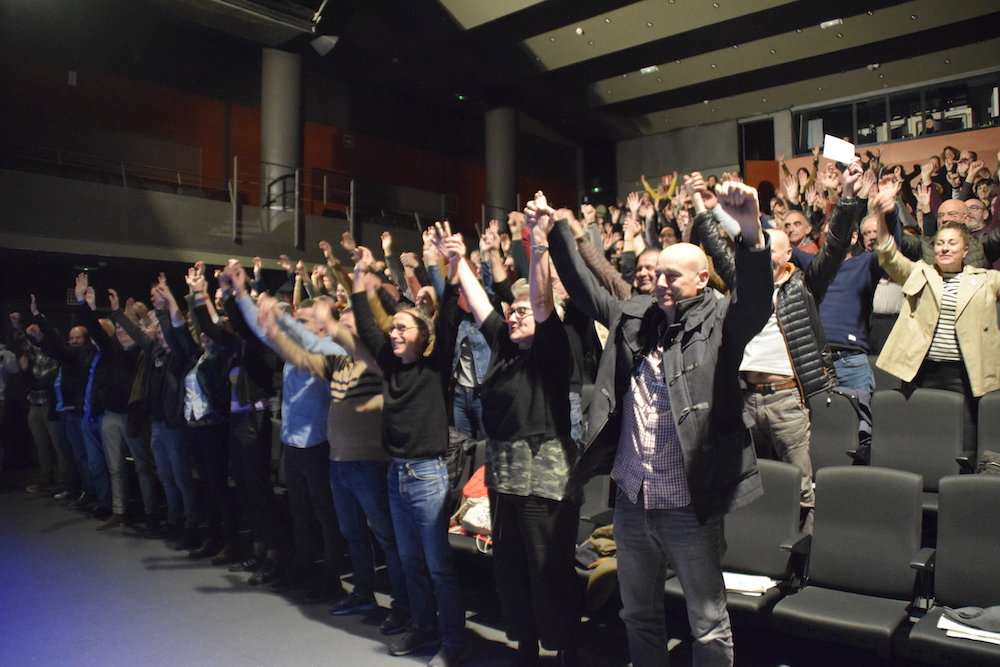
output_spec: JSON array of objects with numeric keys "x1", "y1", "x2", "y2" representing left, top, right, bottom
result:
[
  {"x1": 388, "y1": 628, "x2": 439, "y2": 656},
  {"x1": 379, "y1": 608, "x2": 410, "y2": 636},
  {"x1": 68, "y1": 492, "x2": 97, "y2": 510},
  {"x1": 229, "y1": 556, "x2": 263, "y2": 573},
  {"x1": 328, "y1": 591, "x2": 375, "y2": 614},
  {"x1": 248, "y1": 560, "x2": 281, "y2": 585}
]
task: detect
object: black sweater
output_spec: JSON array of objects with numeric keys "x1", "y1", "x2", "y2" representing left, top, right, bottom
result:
[{"x1": 351, "y1": 282, "x2": 460, "y2": 459}]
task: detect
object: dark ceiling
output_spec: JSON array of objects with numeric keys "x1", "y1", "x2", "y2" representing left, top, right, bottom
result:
[{"x1": 154, "y1": 0, "x2": 1000, "y2": 146}]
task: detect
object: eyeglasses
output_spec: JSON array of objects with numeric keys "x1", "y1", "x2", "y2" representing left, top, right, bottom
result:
[
  {"x1": 967, "y1": 205, "x2": 984, "y2": 212},
  {"x1": 390, "y1": 324, "x2": 418, "y2": 333},
  {"x1": 505, "y1": 306, "x2": 533, "y2": 320}
]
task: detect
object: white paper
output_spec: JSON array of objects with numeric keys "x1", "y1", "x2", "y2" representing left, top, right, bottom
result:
[
  {"x1": 822, "y1": 135, "x2": 856, "y2": 164},
  {"x1": 938, "y1": 614, "x2": 1000, "y2": 645},
  {"x1": 723, "y1": 572, "x2": 778, "y2": 594}
]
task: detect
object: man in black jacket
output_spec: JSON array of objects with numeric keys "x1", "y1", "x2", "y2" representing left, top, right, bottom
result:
[{"x1": 536, "y1": 183, "x2": 772, "y2": 667}]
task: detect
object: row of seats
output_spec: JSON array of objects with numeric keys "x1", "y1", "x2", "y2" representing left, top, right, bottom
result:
[
  {"x1": 811, "y1": 387, "x2": 999, "y2": 512},
  {"x1": 669, "y1": 462, "x2": 1000, "y2": 666}
]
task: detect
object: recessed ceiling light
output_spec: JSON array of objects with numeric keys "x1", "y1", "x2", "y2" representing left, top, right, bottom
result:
[
  {"x1": 867, "y1": 10, "x2": 874, "y2": 15},
  {"x1": 703, "y1": 100, "x2": 709, "y2": 104},
  {"x1": 676, "y1": 59, "x2": 681, "y2": 64},
  {"x1": 607, "y1": 90, "x2": 612, "y2": 94},
  {"x1": 910, "y1": 14, "x2": 917, "y2": 20},
  {"x1": 576, "y1": 27, "x2": 584, "y2": 35},
  {"x1": 733, "y1": 45, "x2": 739, "y2": 49},
  {"x1": 647, "y1": 22, "x2": 654, "y2": 27},
  {"x1": 762, "y1": 98, "x2": 767, "y2": 102},
  {"x1": 770, "y1": 49, "x2": 776, "y2": 54},
  {"x1": 817, "y1": 86, "x2": 823, "y2": 90},
  {"x1": 588, "y1": 40, "x2": 594, "y2": 45},
  {"x1": 549, "y1": 37, "x2": 555, "y2": 42},
  {"x1": 640, "y1": 65, "x2": 659, "y2": 74},
  {"x1": 796, "y1": 28, "x2": 802, "y2": 33},
  {"x1": 879, "y1": 74, "x2": 884, "y2": 78},
  {"x1": 837, "y1": 33, "x2": 843, "y2": 38},
  {"x1": 711, "y1": 64, "x2": 717, "y2": 68},
  {"x1": 622, "y1": 73, "x2": 628, "y2": 78},
  {"x1": 713, "y1": 2, "x2": 719, "y2": 7},
  {"x1": 657, "y1": 77, "x2": 662, "y2": 82},
  {"x1": 605, "y1": 18, "x2": 611, "y2": 23},
  {"x1": 945, "y1": 59, "x2": 951, "y2": 64}
]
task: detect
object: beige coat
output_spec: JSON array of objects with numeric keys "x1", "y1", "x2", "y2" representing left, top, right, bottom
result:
[{"x1": 875, "y1": 236, "x2": 1000, "y2": 397}]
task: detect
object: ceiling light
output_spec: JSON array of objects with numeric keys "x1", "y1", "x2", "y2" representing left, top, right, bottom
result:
[
  {"x1": 576, "y1": 27, "x2": 584, "y2": 35},
  {"x1": 622, "y1": 73, "x2": 628, "y2": 78},
  {"x1": 657, "y1": 77, "x2": 662, "y2": 82},
  {"x1": 837, "y1": 33, "x2": 844, "y2": 38},
  {"x1": 549, "y1": 37, "x2": 555, "y2": 42},
  {"x1": 910, "y1": 14, "x2": 918, "y2": 19},
  {"x1": 944, "y1": 59, "x2": 951, "y2": 64},
  {"x1": 588, "y1": 40, "x2": 594, "y2": 45},
  {"x1": 770, "y1": 49, "x2": 776, "y2": 54},
  {"x1": 733, "y1": 45, "x2": 739, "y2": 49},
  {"x1": 713, "y1": 3, "x2": 719, "y2": 7},
  {"x1": 640, "y1": 65, "x2": 659, "y2": 74},
  {"x1": 820, "y1": 19, "x2": 843, "y2": 29},
  {"x1": 605, "y1": 18, "x2": 611, "y2": 23},
  {"x1": 647, "y1": 22, "x2": 654, "y2": 27},
  {"x1": 711, "y1": 64, "x2": 717, "y2": 68},
  {"x1": 310, "y1": 35, "x2": 339, "y2": 56},
  {"x1": 703, "y1": 100, "x2": 709, "y2": 104}
]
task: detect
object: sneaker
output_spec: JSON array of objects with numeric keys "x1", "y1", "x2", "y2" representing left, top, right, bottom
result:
[
  {"x1": 68, "y1": 492, "x2": 96, "y2": 510},
  {"x1": 428, "y1": 645, "x2": 465, "y2": 667},
  {"x1": 328, "y1": 592, "x2": 377, "y2": 616},
  {"x1": 229, "y1": 556, "x2": 263, "y2": 574},
  {"x1": 248, "y1": 560, "x2": 281, "y2": 585},
  {"x1": 380, "y1": 608, "x2": 410, "y2": 636},
  {"x1": 53, "y1": 490, "x2": 74, "y2": 501},
  {"x1": 388, "y1": 628, "x2": 439, "y2": 657}
]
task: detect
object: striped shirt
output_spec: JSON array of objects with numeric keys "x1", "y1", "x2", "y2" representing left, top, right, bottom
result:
[
  {"x1": 613, "y1": 346, "x2": 691, "y2": 510},
  {"x1": 927, "y1": 273, "x2": 963, "y2": 362}
]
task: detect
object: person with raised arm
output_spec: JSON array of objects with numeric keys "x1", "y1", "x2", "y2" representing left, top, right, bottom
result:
[
  {"x1": 349, "y1": 237, "x2": 465, "y2": 667},
  {"x1": 536, "y1": 183, "x2": 773, "y2": 667},
  {"x1": 442, "y1": 214, "x2": 580, "y2": 665}
]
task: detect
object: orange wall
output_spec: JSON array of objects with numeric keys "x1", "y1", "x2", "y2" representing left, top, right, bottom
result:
[
  {"x1": 783, "y1": 127, "x2": 1000, "y2": 177},
  {"x1": 0, "y1": 52, "x2": 576, "y2": 238}
]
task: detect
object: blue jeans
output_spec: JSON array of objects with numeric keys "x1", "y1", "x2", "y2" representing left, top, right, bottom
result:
[
  {"x1": 329, "y1": 460, "x2": 408, "y2": 608},
  {"x1": 80, "y1": 415, "x2": 111, "y2": 509},
  {"x1": 388, "y1": 457, "x2": 464, "y2": 648},
  {"x1": 833, "y1": 353, "x2": 875, "y2": 393},
  {"x1": 60, "y1": 412, "x2": 92, "y2": 496},
  {"x1": 453, "y1": 385, "x2": 483, "y2": 438},
  {"x1": 151, "y1": 421, "x2": 199, "y2": 528},
  {"x1": 615, "y1": 493, "x2": 732, "y2": 667}
]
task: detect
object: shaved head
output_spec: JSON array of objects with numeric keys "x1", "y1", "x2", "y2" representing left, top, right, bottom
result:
[
  {"x1": 766, "y1": 228, "x2": 793, "y2": 281},
  {"x1": 654, "y1": 242, "x2": 711, "y2": 319}
]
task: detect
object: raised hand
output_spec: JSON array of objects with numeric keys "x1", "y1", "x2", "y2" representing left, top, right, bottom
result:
[
  {"x1": 914, "y1": 182, "x2": 931, "y2": 211},
  {"x1": 626, "y1": 191, "x2": 641, "y2": 216},
  {"x1": 278, "y1": 254, "x2": 294, "y2": 274},
  {"x1": 84, "y1": 286, "x2": 96, "y2": 311},
  {"x1": 29, "y1": 294, "x2": 39, "y2": 317},
  {"x1": 717, "y1": 182, "x2": 762, "y2": 245},
  {"x1": 871, "y1": 185, "x2": 897, "y2": 217},
  {"x1": 9, "y1": 312, "x2": 21, "y2": 330},
  {"x1": 783, "y1": 174, "x2": 799, "y2": 202},
  {"x1": 968, "y1": 160, "x2": 984, "y2": 179},
  {"x1": 622, "y1": 217, "x2": 641, "y2": 241},
  {"x1": 26, "y1": 323, "x2": 42, "y2": 342},
  {"x1": 256, "y1": 293, "x2": 282, "y2": 334},
  {"x1": 253, "y1": 256, "x2": 263, "y2": 274},
  {"x1": 352, "y1": 245, "x2": 374, "y2": 274},
  {"x1": 108, "y1": 289, "x2": 120, "y2": 311},
  {"x1": 74, "y1": 273, "x2": 89, "y2": 303},
  {"x1": 608, "y1": 205, "x2": 621, "y2": 225},
  {"x1": 858, "y1": 166, "x2": 877, "y2": 199},
  {"x1": 841, "y1": 158, "x2": 864, "y2": 197},
  {"x1": 399, "y1": 252, "x2": 419, "y2": 271},
  {"x1": 185, "y1": 266, "x2": 207, "y2": 294},
  {"x1": 381, "y1": 231, "x2": 393, "y2": 256}
]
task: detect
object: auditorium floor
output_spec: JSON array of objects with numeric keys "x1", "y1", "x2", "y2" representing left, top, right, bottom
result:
[{"x1": 0, "y1": 466, "x2": 928, "y2": 667}]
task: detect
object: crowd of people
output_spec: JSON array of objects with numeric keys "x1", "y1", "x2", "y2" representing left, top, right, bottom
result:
[{"x1": 1, "y1": 141, "x2": 998, "y2": 667}]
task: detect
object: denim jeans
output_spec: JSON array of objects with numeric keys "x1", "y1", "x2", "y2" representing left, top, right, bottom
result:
[
  {"x1": 102, "y1": 411, "x2": 158, "y2": 516},
  {"x1": 80, "y1": 415, "x2": 112, "y2": 509},
  {"x1": 329, "y1": 459, "x2": 408, "y2": 608},
  {"x1": 388, "y1": 457, "x2": 464, "y2": 648},
  {"x1": 615, "y1": 493, "x2": 732, "y2": 667},
  {"x1": 59, "y1": 412, "x2": 90, "y2": 495},
  {"x1": 833, "y1": 352, "x2": 875, "y2": 393},
  {"x1": 151, "y1": 421, "x2": 199, "y2": 528},
  {"x1": 452, "y1": 385, "x2": 483, "y2": 439}
]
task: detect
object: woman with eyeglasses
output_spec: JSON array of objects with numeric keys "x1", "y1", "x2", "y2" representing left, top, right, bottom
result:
[
  {"x1": 435, "y1": 209, "x2": 581, "y2": 666},
  {"x1": 349, "y1": 244, "x2": 466, "y2": 667}
]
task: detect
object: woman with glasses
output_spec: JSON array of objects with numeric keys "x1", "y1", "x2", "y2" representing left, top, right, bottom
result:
[
  {"x1": 436, "y1": 208, "x2": 581, "y2": 666},
  {"x1": 349, "y1": 244, "x2": 466, "y2": 667}
]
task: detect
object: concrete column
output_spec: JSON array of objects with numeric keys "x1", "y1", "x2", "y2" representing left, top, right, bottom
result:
[
  {"x1": 485, "y1": 106, "x2": 517, "y2": 224},
  {"x1": 260, "y1": 48, "x2": 301, "y2": 236}
]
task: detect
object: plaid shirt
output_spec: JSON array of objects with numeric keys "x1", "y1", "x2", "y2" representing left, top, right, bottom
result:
[{"x1": 613, "y1": 346, "x2": 691, "y2": 509}]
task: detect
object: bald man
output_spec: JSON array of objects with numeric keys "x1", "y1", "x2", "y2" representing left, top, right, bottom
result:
[
  {"x1": 536, "y1": 180, "x2": 773, "y2": 667},
  {"x1": 701, "y1": 160, "x2": 866, "y2": 512},
  {"x1": 901, "y1": 198, "x2": 1000, "y2": 268}
]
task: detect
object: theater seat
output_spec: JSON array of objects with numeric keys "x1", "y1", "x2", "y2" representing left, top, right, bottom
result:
[
  {"x1": 809, "y1": 389, "x2": 864, "y2": 472},
  {"x1": 906, "y1": 475, "x2": 1000, "y2": 667},
  {"x1": 770, "y1": 466, "x2": 924, "y2": 657},
  {"x1": 869, "y1": 388, "x2": 971, "y2": 513},
  {"x1": 664, "y1": 459, "x2": 807, "y2": 616}
]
